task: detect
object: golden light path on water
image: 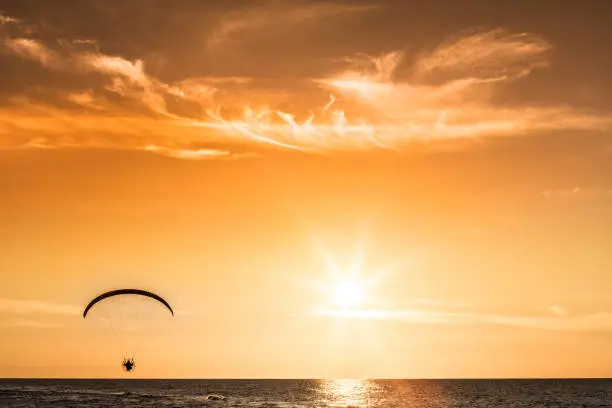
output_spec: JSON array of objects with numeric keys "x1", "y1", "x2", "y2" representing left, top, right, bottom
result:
[
  {"x1": 315, "y1": 379, "x2": 451, "y2": 407},
  {"x1": 317, "y1": 379, "x2": 371, "y2": 407}
]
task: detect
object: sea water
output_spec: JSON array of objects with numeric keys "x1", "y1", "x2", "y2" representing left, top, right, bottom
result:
[{"x1": 1, "y1": 378, "x2": 612, "y2": 407}]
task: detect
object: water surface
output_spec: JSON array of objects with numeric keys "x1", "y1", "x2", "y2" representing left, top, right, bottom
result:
[{"x1": 2, "y1": 378, "x2": 612, "y2": 407}]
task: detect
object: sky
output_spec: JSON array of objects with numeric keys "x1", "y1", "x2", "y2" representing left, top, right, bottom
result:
[{"x1": 1, "y1": 0, "x2": 612, "y2": 379}]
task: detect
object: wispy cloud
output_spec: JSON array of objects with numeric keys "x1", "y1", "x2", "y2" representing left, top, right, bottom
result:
[
  {"x1": 542, "y1": 187, "x2": 581, "y2": 197},
  {"x1": 308, "y1": 308, "x2": 612, "y2": 332},
  {"x1": 541, "y1": 186, "x2": 612, "y2": 199},
  {"x1": 317, "y1": 29, "x2": 609, "y2": 143},
  {"x1": 413, "y1": 28, "x2": 552, "y2": 82},
  {"x1": 205, "y1": 1, "x2": 376, "y2": 54},
  {"x1": 3, "y1": 38, "x2": 64, "y2": 70},
  {"x1": 0, "y1": 13, "x2": 610, "y2": 160},
  {"x1": 2, "y1": 319, "x2": 63, "y2": 329},
  {"x1": 547, "y1": 305, "x2": 567, "y2": 317},
  {"x1": 413, "y1": 297, "x2": 472, "y2": 308},
  {"x1": 144, "y1": 145, "x2": 261, "y2": 160},
  {"x1": 0, "y1": 298, "x2": 81, "y2": 316},
  {"x1": 0, "y1": 14, "x2": 20, "y2": 25}
]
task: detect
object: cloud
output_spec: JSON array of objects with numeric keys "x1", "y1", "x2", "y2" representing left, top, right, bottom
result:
[
  {"x1": 0, "y1": 13, "x2": 610, "y2": 160},
  {"x1": 3, "y1": 38, "x2": 64, "y2": 70},
  {"x1": 2, "y1": 35, "x2": 177, "y2": 118},
  {"x1": 0, "y1": 298, "x2": 81, "y2": 316},
  {"x1": 79, "y1": 54, "x2": 149, "y2": 85},
  {"x1": 79, "y1": 54, "x2": 176, "y2": 118},
  {"x1": 144, "y1": 145, "x2": 261, "y2": 160},
  {"x1": 0, "y1": 102, "x2": 252, "y2": 156},
  {"x1": 308, "y1": 308, "x2": 612, "y2": 332},
  {"x1": 547, "y1": 305, "x2": 567, "y2": 317},
  {"x1": 317, "y1": 36, "x2": 609, "y2": 143},
  {"x1": 0, "y1": 15, "x2": 20, "y2": 26},
  {"x1": 413, "y1": 297, "x2": 472, "y2": 308},
  {"x1": 541, "y1": 186, "x2": 612, "y2": 200},
  {"x1": 542, "y1": 187, "x2": 581, "y2": 197},
  {"x1": 205, "y1": 1, "x2": 376, "y2": 54},
  {"x1": 2, "y1": 320, "x2": 63, "y2": 329},
  {"x1": 413, "y1": 28, "x2": 552, "y2": 82}
]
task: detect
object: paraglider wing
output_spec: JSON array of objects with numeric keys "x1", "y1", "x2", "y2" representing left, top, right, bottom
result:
[{"x1": 83, "y1": 289, "x2": 174, "y2": 318}]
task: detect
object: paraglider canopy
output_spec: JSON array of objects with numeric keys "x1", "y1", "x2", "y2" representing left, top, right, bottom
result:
[{"x1": 82, "y1": 289, "x2": 174, "y2": 318}]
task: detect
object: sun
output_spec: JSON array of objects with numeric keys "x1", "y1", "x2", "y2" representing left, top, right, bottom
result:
[
  {"x1": 304, "y1": 230, "x2": 405, "y2": 314},
  {"x1": 332, "y1": 279, "x2": 364, "y2": 310}
]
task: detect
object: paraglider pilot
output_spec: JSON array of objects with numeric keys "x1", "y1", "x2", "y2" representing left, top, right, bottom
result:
[{"x1": 122, "y1": 357, "x2": 135, "y2": 372}]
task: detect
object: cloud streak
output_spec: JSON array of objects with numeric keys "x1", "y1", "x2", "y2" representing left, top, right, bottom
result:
[
  {"x1": 0, "y1": 14, "x2": 20, "y2": 25},
  {"x1": 413, "y1": 297, "x2": 472, "y2": 308},
  {"x1": 2, "y1": 320, "x2": 63, "y2": 329},
  {"x1": 0, "y1": 298, "x2": 81, "y2": 316},
  {"x1": 413, "y1": 28, "x2": 552, "y2": 81},
  {"x1": 309, "y1": 307, "x2": 612, "y2": 333},
  {"x1": 547, "y1": 305, "x2": 567, "y2": 317},
  {"x1": 4, "y1": 38, "x2": 64, "y2": 70},
  {"x1": 0, "y1": 12, "x2": 610, "y2": 159},
  {"x1": 205, "y1": 1, "x2": 376, "y2": 54},
  {"x1": 541, "y1": 186, "x2": 612, "y2": 201}
]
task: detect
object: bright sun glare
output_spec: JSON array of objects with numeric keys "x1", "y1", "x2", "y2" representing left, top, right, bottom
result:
[
  {"x1": 308, "y1": 232, "x2": 402, "y2": 314},
  {"x1": 332, "y1": 279, "x2": 364, "y2": 310}
]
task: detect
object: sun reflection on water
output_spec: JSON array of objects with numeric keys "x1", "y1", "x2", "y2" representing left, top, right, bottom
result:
[{"x1": 318, "y1": 379, "x2": 372, "y2": 407}]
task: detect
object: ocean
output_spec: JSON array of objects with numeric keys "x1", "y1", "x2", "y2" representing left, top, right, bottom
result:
[{"x1": 1, "y1": 379, "x2": 612, "y2": 407}]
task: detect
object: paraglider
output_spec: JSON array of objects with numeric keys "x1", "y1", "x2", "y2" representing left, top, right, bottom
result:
[{"x1": 83, "y1": 288, "x2": 174, "y2": 372}]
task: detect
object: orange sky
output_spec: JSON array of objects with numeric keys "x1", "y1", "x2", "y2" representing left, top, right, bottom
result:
[{"x1": 1, "y1": 0, "x2": 612, "y2": 378}]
